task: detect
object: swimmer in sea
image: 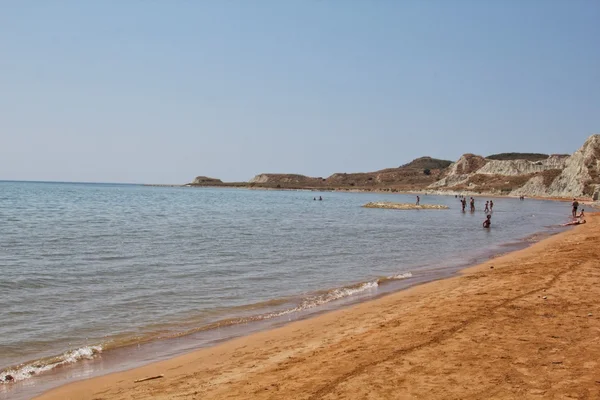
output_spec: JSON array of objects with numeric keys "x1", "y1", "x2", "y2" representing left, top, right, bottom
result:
[{"x1": 483, "y1": 214, "x2": 491, "y2": 228}]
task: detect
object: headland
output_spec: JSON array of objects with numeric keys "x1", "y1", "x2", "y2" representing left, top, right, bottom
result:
[{"x1": 180, "y1": 134, "x2": 600, "y2": 202}]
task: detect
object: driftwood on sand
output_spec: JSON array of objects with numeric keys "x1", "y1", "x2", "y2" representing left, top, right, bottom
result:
[
  {"x1": 134, "y1": 375, "x2": 164, "y2": 383},
  {"x1": 363, "y1": 202, "x2": 449, "y2": 210}
]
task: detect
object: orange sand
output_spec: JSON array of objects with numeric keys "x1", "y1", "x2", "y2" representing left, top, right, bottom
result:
[{"x1": 36, "y1": 215, "x2": 600, "y2": 399}]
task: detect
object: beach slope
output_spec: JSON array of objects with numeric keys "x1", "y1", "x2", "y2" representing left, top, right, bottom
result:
[{"x1": 37, "y1": 215, "x2": 600, "y2": 399}]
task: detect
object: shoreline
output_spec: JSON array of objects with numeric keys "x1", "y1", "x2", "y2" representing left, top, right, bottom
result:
[
  {"x1": 30, "y1": 215, "x2": 600, "y2": 399},
  {"x1": 146, "y1": 183, "x2": 596, "y2": 203},
  {"x1": 1, "y1": 236, "x2": 535, "y2": 400},
  {"x1": 0, "y1": 192, "x2": 571, "y2": 399}
]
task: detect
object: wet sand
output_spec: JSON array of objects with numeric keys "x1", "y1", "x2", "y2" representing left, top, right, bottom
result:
[{"x1": 36, "y1": 214, "x2": 600, "y2": 400}]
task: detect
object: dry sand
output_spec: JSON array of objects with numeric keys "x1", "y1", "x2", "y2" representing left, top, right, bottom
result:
[{"x1": 37, "y1": 215, "x2": 600, "y2": 400}]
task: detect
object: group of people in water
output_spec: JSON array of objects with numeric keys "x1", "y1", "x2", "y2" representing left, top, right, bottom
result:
[
  {"x1": 456, "y1": 196, "x2": 494, "y2": 213},
  {"x1": 455, "y1": 196, "x2": 495, "y2": 228},
  {"x1": 319, "y1": 193, "x2": 587, "y2": 229}
]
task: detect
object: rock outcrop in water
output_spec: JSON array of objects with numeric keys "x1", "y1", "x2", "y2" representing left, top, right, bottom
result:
[{"x1": 363, "y1": 202, "x2": 449, "y2": 210}]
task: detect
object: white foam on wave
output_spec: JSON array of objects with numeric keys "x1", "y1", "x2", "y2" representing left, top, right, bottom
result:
[
  {"x1": 301, "y1": 281, "x2": 380, "y2": 308},
  {"x1": 390, "y1": 272, "x2": 413, "y2": 280},
  {"x1": 265, "y1": 281, "x2": 381, "y2": 319},
  {"x1": 1, "y1": 273, "x2": 415, "y2": 384},
  {"x1": 259, "y1": 272, "x2": 414, "y2": 321},
  {"x1": 0, "y1": 345, "x2": 102, "y2": 384}
]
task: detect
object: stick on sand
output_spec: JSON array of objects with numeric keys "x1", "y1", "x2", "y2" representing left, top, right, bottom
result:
[{"x1": 134, "y1": 375, "x2": 164, "y2": 383}]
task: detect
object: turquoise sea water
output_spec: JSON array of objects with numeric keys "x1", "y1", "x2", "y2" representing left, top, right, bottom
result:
[{"x1": 0, "y1": 181, "x2": 571, "y2": 398}]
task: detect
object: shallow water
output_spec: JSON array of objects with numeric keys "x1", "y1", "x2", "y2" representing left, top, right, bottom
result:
[{"x1": 0, "y1": 182, "x2": 571, "y2": 397}]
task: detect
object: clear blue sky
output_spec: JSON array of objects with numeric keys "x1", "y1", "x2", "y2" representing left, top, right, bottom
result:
[{"x1": 1, "y1": 1, "x2": 598, "y2": 183}]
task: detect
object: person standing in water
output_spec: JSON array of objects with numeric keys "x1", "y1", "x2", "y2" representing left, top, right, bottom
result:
[
  {"x1": 461, "y1": 198, "x2": 467, "y2": 212},
  {"x1": 490, "y1": 200, "x2": 494, "y2": 211},
  {"x1": 483, "y1": 214, "x2": 491, "y2": 228},
  {"x1": 484, "y1": 201, "x2": 489, "y2": 213},
  {"x1": 572, "y1": 198, "x2": 579, "y2": 218},
  {"x1": 416, "y1": 195, "x2": 420, "y2": 205},
  {"x1": 470, "y1": 197, "x2": 475, "y2": 212}
]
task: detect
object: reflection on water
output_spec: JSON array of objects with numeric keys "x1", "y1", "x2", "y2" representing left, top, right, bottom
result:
[{"x1": 0, "y1": 182, "x2": 570, "y2": 398}]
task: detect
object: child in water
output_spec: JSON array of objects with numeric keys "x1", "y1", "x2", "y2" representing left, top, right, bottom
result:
[{"x1": 483, "y1": 214, "x2": 491, "y2": 228}]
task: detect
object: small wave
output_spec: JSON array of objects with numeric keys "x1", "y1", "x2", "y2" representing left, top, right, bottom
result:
[
  {"x1": 261, "y1": 272, "x2": 413, "y2": 319},
  {"x1": 520, "y1": 231, "x2": 554, "y2": 243},
  {"x1": 0, "y1": 273, "x2": 414, "y2": 384},
  {"x1": 0, "y1": 345, "x2": 102, "y2": 384},
  {"x1": 377, "y1": 272, "x2": 413, "y2": 284}
]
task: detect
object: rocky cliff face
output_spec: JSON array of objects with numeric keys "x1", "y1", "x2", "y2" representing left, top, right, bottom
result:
[
  {"x1": 476, "y1": 156, "x2": 566, "y2": 176},
  {"x1": 546, "y1": 135, "x2": 600, "y2": 197},
  {"x1": 430, "y1": 154, "x2": 487, "y2": 188},
  {"x1": 429, "y1": 134, "x2": 600, "y2": 198}
]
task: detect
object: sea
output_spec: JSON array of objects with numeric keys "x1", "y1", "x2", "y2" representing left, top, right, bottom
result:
[{"x1": 0, "y1": 181, "x2": 572, "y2": 399}]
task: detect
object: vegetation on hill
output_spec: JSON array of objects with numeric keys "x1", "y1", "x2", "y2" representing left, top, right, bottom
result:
[
  {"x1": 399, "y1": 157, "x2": 453, "y2": 170},
  {"x1": 486, "y1": 153, "x2": 549, "y2": 161}
]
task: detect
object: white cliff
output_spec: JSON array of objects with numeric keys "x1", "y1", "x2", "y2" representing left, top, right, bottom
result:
[{"x1": 429, "y1": 134, "x2": 600, "y2": 198}]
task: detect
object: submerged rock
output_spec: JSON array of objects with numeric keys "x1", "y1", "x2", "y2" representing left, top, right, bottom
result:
[{"x1": 363, "y1": 202, "x2": 449, "y2": 210}]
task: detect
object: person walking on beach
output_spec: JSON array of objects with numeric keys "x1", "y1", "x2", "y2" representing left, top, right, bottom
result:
[
  {"x1": 416, "y1": 196, "x2": 420, "y2": 205},
  {"x1": 470, "y1": 197, "x2": 475, "y2": 212},
  {"x1": 483, "y1": 214, "x2": 491, "y2": 228},
  {"x1": 484, "y1": 201, "x2": 489, "y2": 213},
  {"x1": 572, "y1": 198, "x2": 579, "y2": 218},
  {"x1": 489, "y1": 200, "x2": 494, "y2": 211}
]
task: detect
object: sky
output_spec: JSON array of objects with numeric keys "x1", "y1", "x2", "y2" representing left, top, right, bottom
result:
[{"x1": 1, "y1": 1, "x2": 599, "y2": 184}]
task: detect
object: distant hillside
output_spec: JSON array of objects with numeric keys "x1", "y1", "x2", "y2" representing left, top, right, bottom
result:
[
  {"x1": 486, "y1": 153, "x2": 550, "y2": 161},
  {"x1": 188, "y1": 135, "x2": 600, "y2": 199},
  {"x1": 399, "y1": 157, "x2": 453, "y2": 170},
  {"x1": 242, "y1": 157, "x2": 452, "y2": 191},
  {"x1": 191, "y1": 176, "x2": 223, "y2": 185}
]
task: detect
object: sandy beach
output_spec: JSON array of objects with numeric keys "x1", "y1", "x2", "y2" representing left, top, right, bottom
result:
[{"x1": 36, "y1": 214, "x2": 600, "y2": 400}]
